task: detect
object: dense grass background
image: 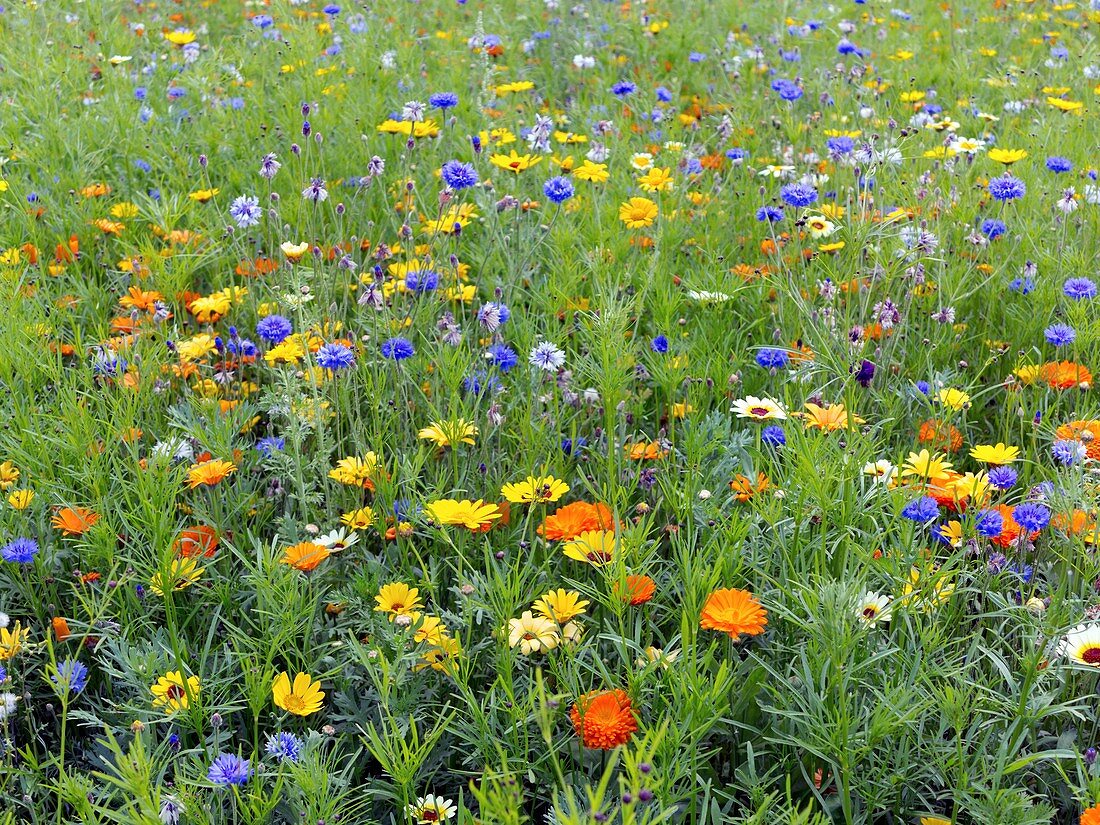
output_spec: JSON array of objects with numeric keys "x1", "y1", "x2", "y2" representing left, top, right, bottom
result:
[{"x1": 2, "y1": 0, "x2": 1100, "y2": 823}]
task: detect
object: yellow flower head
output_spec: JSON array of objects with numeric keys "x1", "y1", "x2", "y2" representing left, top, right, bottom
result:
[
  {"x1": 936, "y1": 388, "x2": 970, "y2": 411},
  {"x1": 563, "y1": 530, "x2": 617, "y2": 566},
  {"x1": 7, "y1": 489, "x2": 34, "y2": 510},
  {"x1": 418, "y1": 419, "x2": 477, "y2": 449},
  {"x1": 151, "y1": 671, "x2": 200, "y2": 713},
  {"x1": 532, "y1": 589, "x2": 589, "y2": 623},
  {"x1": 901, "y1": 449, "x2": 953, "y2": 481},
  {"x1": 618, "y1": 197, "x2": 658, "y2": 229},
  {"x1": 341, "y1": 507, "x2": 376, "y2": 530},
  {"x1": 425, "y1": 499, "x2": 502, "y2": 531},
  {"x1": 374, "y1": 582, "x2": 424, "y2": 620},
  {"x1": 0, "y1": 622, "x2": 29, "y2": 661},
  {"x1": 969, "y1": 443, "x2": 1019, "y2": 465},
  {"x1": 272, "y1": 671, "x2": 324, "y2": 716},
  {"x1": 150, "y1": 557, "x2": 206, "y2": 597},
  {"x1": 501, "y1": 475, "x2": 569, "y2": 505}
]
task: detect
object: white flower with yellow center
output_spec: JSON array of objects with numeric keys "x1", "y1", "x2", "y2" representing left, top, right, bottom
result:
[
  {"x1": 1059, "y1": 624, "x2": 1100, "y2": 666},
  {"x1": 856, "y1": 592, "x2": 892, "y2": 626}
]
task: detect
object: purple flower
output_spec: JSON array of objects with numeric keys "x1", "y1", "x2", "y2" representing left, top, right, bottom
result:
[
  {"x1": 779, "y1": 183, "x2": 817, "y2": 208},
  {"x1": 543, "y1": 176, "x2": 575, "y2": 204},
  {"x1": 441, "y1": 160, "x2": 478, "y2": 190},
  {"x1": 229, "y1": 195, "x2": 261, "y2": 228},
  {"x1": 256, "y1": 315, "x2": 292, "y2": 344},
  {"x1": 258, "y1": 153, "x2": 281, "y2": 179},
  {"x1": 988, "y1": 175, "x2": 1026, "y2": 201},
  {"x1": 316, "y1": 343, "x2": 355, "y2": 371},
  {"x1": 380, "y1": 337, "x2": 415, "y2": 360},
  {"x1": 1064, "y1": 277, "x2": 1097, "y2": 300},
  {"x1": 1053, "y1": 439, "x2": 1085, "y2": 465},
  {"x1": 1012, "y1": 502, "x2": 1050, "y2": 532},
  {"x1": 1044, "y1": 323, "x2": 1076, "y2": 347},
  {"x1": 208, "y1": 754, "x2": 252, "y2": 787},
  {"x1": 2, "y1": 538, "x2": 38, "y2": 564},
  {"x1": 901, "y1": 497, "x2": 939, "y2": 524}
]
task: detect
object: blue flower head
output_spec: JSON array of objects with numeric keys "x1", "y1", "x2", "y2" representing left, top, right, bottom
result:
[
  {"x1": 380, "y1": 337, "x2": 415, "y2": 360},
  {"x1": 208, "y1": 754, "x2": 252, "y2": 787},
  {"x1": 265, "y1": 732, "x2": 304, "y2": 763},
  {"x1": 2, "y1": 537, "x2": 38, "y2": 564},
  {"x1": 901, "y1": 496, "x2": 939, "y2": 524}
]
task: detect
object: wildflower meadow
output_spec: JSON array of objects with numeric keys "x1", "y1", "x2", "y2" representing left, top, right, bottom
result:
[{"x1": 5, "y1": 0, "x2": 1100, "y2": 822}]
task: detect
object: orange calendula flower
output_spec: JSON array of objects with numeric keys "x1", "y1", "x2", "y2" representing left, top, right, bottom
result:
[
  {"x1": 51, "y1": 507, "x2": 100, "y2": 536},
  {"x1": 570, "y1": 689, "x2": 638, "y2": 750},
  {"x1": 625, "y1": 441, "x2": 668, "y2": 460},
  {"x1": 173, "y1": 525, "x2": 219, "y2": 558},
  {"x1": 700, "y1": 588, "x2": 768, "y2": 641},
  {"x1": 730, "y1": 472, "x2": 770, "y2": 502},
  {"x1": 616, "y1": 574, "x2": 656, "y2": 606},
  {"x1": 1041, "y1": 360, "x2": 1092, "y2": 390},
  {"x1": 186, "y1": 459, "x2": 237, "y2": 489},
  {"x1": 918, "y1": 419, "x2": 964, "y2": 453},
  {"x1": 1082, "y1": 803, "x2": 1100, "y2": 825},
  {"x1": 52, "y1": 616, "x2": 72, "y2": 641},
  {"x1": 539, "y1": 501, "x2": 615, "y2": 540},
  {"x1": 1056, "y1": 420, "x2": 1100, "y2": 461},
  {"x1": 280, "y1": 541, "x2": 331, "y2": 572}
]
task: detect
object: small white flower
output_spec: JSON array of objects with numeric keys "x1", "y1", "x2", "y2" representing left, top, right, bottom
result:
[
  {"x1": 856, "y1": 592, "x2": 892, "y2": 626},
  {"x1": 0, "y1": 612, "x2": 8, "y2": 629},
  {"x1": 529, "y1": 342, "x2": 565, "y2": 372},
  {"x1": 0, "y1": 692, "x2": 18, "y2": 722}
]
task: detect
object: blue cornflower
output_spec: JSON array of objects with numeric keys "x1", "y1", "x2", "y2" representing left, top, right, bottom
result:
[
  {"x1": 915, "y1": 380, "x2": 931, "y2": 395},
  {"x1": 771, "y1": 79, "x2": 803, "y2": 101},
  {"x1": 988, "y1": 465, "x2": 1018, "y2": 490},
  {"x1": 429, "y1": 92, "x2": 459, "y2": 110},
  {"x1": 404, "y1": 269, "x2": 439, "y2": 291},
  {"x1": 208, "y1": 754, "x2": 252, "y2": 787},
  {"x1": 756, "y1": 205, "x2": 784, "y2": 222},
  {"x1": 440, "y1": 160, "x2": 478, "y2": 190},
  {"x1": 0, "y1": 664, "x2": 6, "y2": 683},
  {"x1": 316, "y1": 343, "x2": 355, "y2": 371},
  {"x1": 252, "y1": 14, "x2": 273, "y2": 28},
  {"x1": 975, "y1": 509, "x2": 1004, "y2": 538},
  {"x1": 476, "y1": 302, "x2": 510, "y2": 330},
  {"x1": 826, "y1": 136, "x2": 854, "y2": 155},
  {"x1": 901, "y1": 496, "x2": 939, "y2": 524},
  {"x1": 779, "y1": 183, "x2": 817, "y2": 208},
  {"x1": 1065, "y1": 277, "x2": 1098, "y2": 300},
  {"x1": 1009, "y1": 276, "x2": 1035, "y2": 295},
  {"x1": 52, "y1": 659, "x2": 89, "y2": 695},
  {"x1": 725, "y1": 147, "x2": 747, "y2": 162},
  {"x1": 1053, "y1": 439, "x2": 1085, "y2": 465},
  {"x1": 755, "y1": 348, "x2": 790, "y2": 370},
  {"x1": 265, "y1": 732, "x2": 304, "y2": 763},
  {"x1": 486, "y1": 344, "x2": 519, "y2": 372},
  {"x1": 562, "y1": 436, "x2": 587, "y2": 456},
  {"x1": 462, "y1": 371, "x2": 502, "y2": 395},
  {"x1": 689, "y1": 51, "x2": 706, "y2": 62},
  {"x1": 257, "y1": 436, "x2": 286, "y2": 456},
  {"x1": 761, "y1": 425, "x2": 786, "y2": 447},
  {"x1": 256, "y1": 315, "x2": 292, "y2": 344},
  {"x1": 229, "y1": 195, "x2": 262, "y2": 228},
  {"x1": 2, "y1": 538, "x2": 38, "y2": 564},
  {"x1": 610, "y1": 81, "x2": 636, "y2": 97},
  {"x1": 1012, "y1": 502, "x2": 1050, "y2": 532},
  {"x1": 1046, "y1": 156, "x2": 1073, "y2": 173},
  {"x1": 380, "y1": 337, "x2": 415, "y2": 360},
  {"x1": 543, "y1": 176, "x2": 575, "y2": 204},
  {"x1": 655, "y1": 87, "x2": 673, "y2": 102},
  {"x1": 650, "y1": 335, "x2": 669, "y2": 353},
  {"x1": 988, "y1": 175, "x2": 1026, "y2": 201},
  {"x1": 1044, "y1": 323, "x2": 1076, "y2": 346},
  {"x1": 980, "y1": 218, "x2": 1006, "y2": 239},
  {"x1": 227, "y1": 339, "x2": 257, "y2": 358},
  {"x1": 134, "y1": 159, "x2": 151, "y2": 173}
]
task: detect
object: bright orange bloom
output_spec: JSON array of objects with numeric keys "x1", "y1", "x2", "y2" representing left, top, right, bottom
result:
[
  {"x1": 174, "y1": 525, "x2": 219, "y2": 558},
  {"x1": 616, "y1": 574, "x2": 656, "y2": 606},
  {"x1": 1052, "y1": 509, "x2": 1095, "y2": 537},
  {"x1": 570, "y1": 689, "x2": 638, "y2": 750},
  {"x1": 625, "y1": 441, "x2": 668, "y2": 460},
  {"x1": 51, "y1": 507, "x2": 100, "y2": 536},
  {"x1": 1042, "y1": 360, "x2": 1092, "y2": 390},
  {"x1": 730, "y1": 472, "x2": 770, "y2": 502},
  {"x1": 280, "y1": 541, "x2": 331, "y2": 572},
  {"x1": 1082, "y1": 804, "x2": 1100, "y2": 825},
  {"x1": 52, "y1": 617, "x2": 72, "y2": 641},
  {"x1": 186, "y1": 459, "x2": 236, "y2": 489},
  {"x1": 800, "y1": 403, "x2": 864, "y2": 432},
  {"x1": 700, "y1": 588, "x2": 768, "y2": 641},
  {"x1": 539, "y1": 501, "x2": 615, "y2": 540},
  {"x1": 917, "y1": 419, "x2": 964, "y2": 453}
]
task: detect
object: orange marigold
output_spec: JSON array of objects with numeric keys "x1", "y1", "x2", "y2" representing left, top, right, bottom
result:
[
  {"x1": 280, "y1": 541, "x2": 331, "y2": 572},
  {"x1": 700, "y1": 588, "x2": 768, "y2": 641},
  {"x1": 570, "y1": 689, "x2": 638, "y2": 750},
  {"x1": 539, "y1": 501, "x2": 615, "y2": 541},
  {"x1": 616, "y1": 574, "x2": 656, "y2": 606},
  {"x1": 174, "y1": 525, "x2": 219, "y2": 558},
  {"x1": 51, "y1": 507, "x2": 100, "y2": 536},
  {"x1": 917, "y1": 419, "x2": 964, "y2": 453},
  {"x1": 1082, "y1": 804, "x2": 1100, "y2": 825},
  {"x1": 730, "y1": 472, "x2": 770, "y2": 502},
  {"x1": 1042, "y1": 360, "x2": 1092, "y2": 390},
  {"x1": 186, "y1": 459, "x2": 236, "y2": 489}
]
